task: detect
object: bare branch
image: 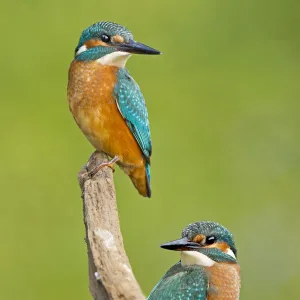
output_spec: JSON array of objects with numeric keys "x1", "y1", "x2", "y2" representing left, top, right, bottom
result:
[{"x1": 78, "y1": 151, "x2": 146, "y2": 300}]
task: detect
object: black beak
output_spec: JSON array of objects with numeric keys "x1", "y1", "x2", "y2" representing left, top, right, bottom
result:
[
  {"x1": 160, "y1": 237, "x2": 200, "y2": 251},
  {"x1": 116, "y1": 39, "x2": 161, "y2": 55}
]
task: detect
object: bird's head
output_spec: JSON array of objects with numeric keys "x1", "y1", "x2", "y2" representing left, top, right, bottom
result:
[
  {"x1": 74, "y1": 21, "x2": 161, "y2": 67},
  {"x1": 161, "y1": 221, "x2": 237, "y2": 267}
]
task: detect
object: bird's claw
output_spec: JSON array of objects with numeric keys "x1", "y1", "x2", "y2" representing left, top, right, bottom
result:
[{"x1": 88, "y1": 156, "x2": 120, "y2": 178}]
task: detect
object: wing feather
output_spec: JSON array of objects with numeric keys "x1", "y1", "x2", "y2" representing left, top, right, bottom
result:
[{"x1": 114, "y1": 68, "x2": 152, "y2": 162}]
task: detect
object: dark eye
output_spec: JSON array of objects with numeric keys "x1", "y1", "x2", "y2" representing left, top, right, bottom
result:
[
  {"x1": 206, "y1": 236, "x2": 216, "y2": 245},
  {"x1": 100, "y1": 34, "x2": 110, "y2": 43}
]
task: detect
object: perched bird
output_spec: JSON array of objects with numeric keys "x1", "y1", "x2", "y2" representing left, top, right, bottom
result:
[
  {"x1": 148, "y1": 221, "x2": 240, "y2": 299},
  {"x1": 68, "y1": 21, "x2": 160, "y2": 197}
]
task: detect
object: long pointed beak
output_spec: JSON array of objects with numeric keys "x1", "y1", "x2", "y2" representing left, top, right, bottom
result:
[
  {"x1": 160, "y1": 237, "x2": 200, "y2": 251},
  {"x1": 116, "y1": 39, "x2": 161, "y2": 55}
]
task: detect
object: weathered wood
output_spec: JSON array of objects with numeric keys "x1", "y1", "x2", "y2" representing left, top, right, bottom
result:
[{"x1": 78, "y1": 151, "x2": 146, "y2": 300}]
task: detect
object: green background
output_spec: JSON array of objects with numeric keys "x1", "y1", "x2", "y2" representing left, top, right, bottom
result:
[{"x1": 1, "y1": 0, "x2": 299, "y2": 299}]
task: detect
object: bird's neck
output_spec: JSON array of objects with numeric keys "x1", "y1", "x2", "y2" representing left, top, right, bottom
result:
[
  {"x1": 181, "y1": 251, "x2": 215, "y2": 267},
  {"x1": 96, "y1": 52, "x2": 131, "y2": 68},
  {"x1": 75, "y1": 48, "x2": 131, "y2": 68},
  {"x1": 180, "y1": 250, "x2": 240, "y2": 299},
  {"x1": 68, "y1": 60, "x2": 120, "y2": 90},
  {"x1": 181, "y1": 248, "x2": 236, "y2": 267},
  {"x1": 69, "y1": 59, "x2": 120, "y2": 77}
]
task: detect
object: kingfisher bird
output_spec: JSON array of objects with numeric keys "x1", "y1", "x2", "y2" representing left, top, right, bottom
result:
[
  {"x1": 148, "y1": 221, "x2": 240, "y2": 300},
  {"x1": 68, "y1": 21, "x2": 160, "y2": 197}
]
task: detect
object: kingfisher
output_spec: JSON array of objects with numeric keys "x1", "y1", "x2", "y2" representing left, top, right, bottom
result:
[
  {"x1": 68, "y1": 21, "x2": 160, "y2": 197},
  {"x1": 148, "y1": 221, "x2": 240, "y2": 299}
]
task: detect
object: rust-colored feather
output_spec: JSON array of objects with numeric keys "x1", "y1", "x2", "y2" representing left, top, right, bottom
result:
[
  {"x1": 207, "y1": 263, "x2": 240, "y2": 299},
  {"x1": 68, "y1": 60, "x2": 149, "y2": 196}
]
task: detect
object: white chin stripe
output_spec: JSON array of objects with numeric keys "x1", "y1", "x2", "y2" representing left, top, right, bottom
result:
[
  {"x1": 225, "y1": 248, "x2": 236, "y2": 259},
  {"x1": 76, "y1": 45, "x2": 87, "y2": 55},
  {"x1": 181, "y1": 251, "x2": 215, "y2": 267},
  {"x1": 97, "y1": 51, "x2": 131, "y2": 68}
]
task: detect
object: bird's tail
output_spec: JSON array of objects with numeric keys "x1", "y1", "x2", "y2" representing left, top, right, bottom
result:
[
  {"x1": 145, "y1": 163, "x2": 151, "y2": 197},
  {"x1": 129, "y1": 163, "x2": 151, "y2": 198}
]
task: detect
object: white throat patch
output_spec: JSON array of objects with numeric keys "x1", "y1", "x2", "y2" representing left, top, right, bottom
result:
[
  {"x1": 75, "y1": 46, "x2": 131, "y2": 68},
  {"x1": 181, "y1": 251, "x2": 215, "y2": 267},
  {"x1": 97, "y1": 51, "x2": 131, "y2": 68}
]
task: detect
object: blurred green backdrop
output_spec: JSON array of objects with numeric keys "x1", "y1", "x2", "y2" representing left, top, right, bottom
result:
[{"x1": 1, "y1": 0, "x2": 299, "y2": 299}]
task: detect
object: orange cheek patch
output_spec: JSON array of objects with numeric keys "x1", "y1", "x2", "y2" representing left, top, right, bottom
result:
[
  {"x1": 205, "y1": 241, "x2": 229, "y2": 252},
  {"x1": 84, "y1": 39, "x2": 108, "y2": 49},
  {"x1": 112, "y1": 35, "x2": 124, "y2": 43},
  {"x1": 192, "y1": 234, "x2": 205, "y2": 243}
]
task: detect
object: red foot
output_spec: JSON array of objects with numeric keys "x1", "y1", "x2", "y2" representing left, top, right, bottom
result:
[{"x1": 88, "y1": 156, "x2": 120, "y2": 177}]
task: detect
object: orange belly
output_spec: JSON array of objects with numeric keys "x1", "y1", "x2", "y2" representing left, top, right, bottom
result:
[
  {"x1": 68, "y1": 60, "x2": 144, "y2": 169},
  {"x1": 207, "y1": 263, "x2": 240, "y2": 299}
]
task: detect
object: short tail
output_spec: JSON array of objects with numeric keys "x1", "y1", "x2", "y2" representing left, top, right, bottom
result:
[
  {"x1": 129, "y1": 163, "x2": 151, "y2": 198},
  {"x1": 145, "y1": 163, "x2": 151, "y2": 197}
]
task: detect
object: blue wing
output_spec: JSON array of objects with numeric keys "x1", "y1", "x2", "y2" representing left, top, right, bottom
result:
[
  {"x1": 148, "y1": 262, "x2": 209, "y2": 300},
  {"x1": 114, "y1": 68, "x2": 152, "y2": 162}
]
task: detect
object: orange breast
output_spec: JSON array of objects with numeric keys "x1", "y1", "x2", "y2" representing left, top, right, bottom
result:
[
  {"x1": 207, "y1": 263, "x2": 240, "y2": 299},
  {"x1": 67, "y1": 60, "x2": 144, "y2": 168}
]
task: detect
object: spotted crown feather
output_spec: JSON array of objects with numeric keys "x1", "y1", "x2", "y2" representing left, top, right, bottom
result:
[{"x1": 77, "y1": 21, "x2": 133, "y2": 49}]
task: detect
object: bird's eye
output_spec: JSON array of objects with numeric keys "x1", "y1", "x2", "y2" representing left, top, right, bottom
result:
[
  {"x1": 100, "y1": 34, "x2": 110, "y2": 43},
  {"x1": 206, "y1": 236, "x2": 216, "y2": 245}
]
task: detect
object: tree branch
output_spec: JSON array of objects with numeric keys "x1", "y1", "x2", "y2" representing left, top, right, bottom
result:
[{"x1": 78, "y1": 151, "x2": 146, "y2": 300}]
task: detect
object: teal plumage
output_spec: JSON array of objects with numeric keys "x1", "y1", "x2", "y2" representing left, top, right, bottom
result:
[
  {"x1": 69, "y1": 21, "x2": 160, "y2": 197},
  {"x1": 75, "y1": 22, "x2": 133, "y2": 60},
  {"x1": 182, "y1": 222, "x2": 237, "y2": 256},
  {"x1": 114, "y1": 68, "x2": 152, "y2": 189},
  {"x1": 148, "y1": 221, "x2": 240, "y2": 299},
  {"x1": 148, "y1": 263, "x2": 208, "y2": 300}
]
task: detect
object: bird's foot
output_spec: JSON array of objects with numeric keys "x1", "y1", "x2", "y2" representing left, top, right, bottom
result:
[{"x1": 88, "y1": 155, "x2": 120, "y2": 178}]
